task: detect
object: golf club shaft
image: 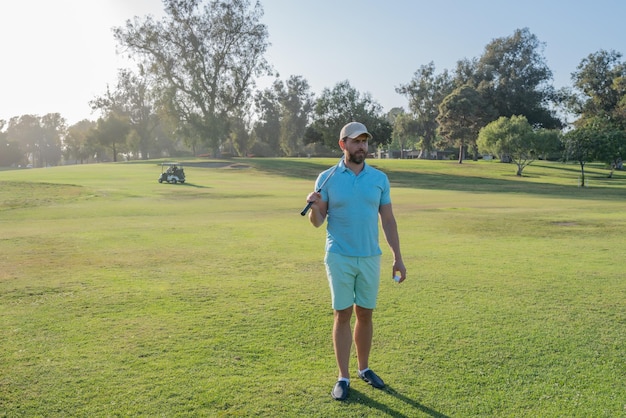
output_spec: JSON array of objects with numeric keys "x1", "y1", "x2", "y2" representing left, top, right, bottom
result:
[{"x1": 300, "y1": 158, "x2": 342, "y2": 216}]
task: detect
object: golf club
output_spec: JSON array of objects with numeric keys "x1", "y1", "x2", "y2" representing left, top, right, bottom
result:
[{"x1": 300, "y1": 158, "x2": 343, "y2": 216}]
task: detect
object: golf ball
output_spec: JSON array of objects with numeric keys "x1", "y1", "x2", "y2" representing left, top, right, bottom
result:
[{"x1": 393, "y1": 275, "x2": 401, "y2": 282}]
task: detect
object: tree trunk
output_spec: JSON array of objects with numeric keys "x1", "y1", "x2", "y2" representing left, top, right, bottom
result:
[
  {"x1": 458, "y1": 143, "x2": 464, "y2": 164},
  {"x1": 579, "y1": 161, "x2": 585, "y2": 187}
]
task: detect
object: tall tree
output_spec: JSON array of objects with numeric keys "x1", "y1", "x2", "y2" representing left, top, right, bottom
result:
[
  {"x1": 6, "y1": 115, "x2": 42, "y2": 166},
  {"x1": 396, "y1": 62, "x2": 454, "y2": 156},
  {"x1": 253, "y1": 81, "x2": 281, "y2": 155},
  {"x1": 252, "y1": 75, "x2": 313, "y2": 156},
  {"x1": 226, "y1": 113, "x2": 253, "y2": 156},
  {"x1": 567, "y1": 50, "x2": 626, "y2": 176},
  {"x1": 465, "y1": 28, "x2": 562, "y2": 129},
  {"x1": 392, "y1": 112, "x2": 420, "y2": 159},
  {"x1": 386, "y1": 107, "x2": 405, "y2": 124},
  {"x1": 577, "y1": 115, "x2": 625, "y2": 177},
  {"x1": 570, "y1": 50, "x2": 626, "y2": 117},
  {"x1": 278, "y1": 75, "x2": 314, "y2": 156},
  {"x1": 65, "y1": 120, "x2": 97, "y2": 164},
  {"x1": 0, "y1": 120, "x2": 24, "y2": 167},
  {"x1": 6, "y1": 114, "x2": 64, "y2": 167},
  {"x1": 312, "y1": 80, "x2": 391, "y2": 149},
  {"x1": 39, "y1": 113, "x2": 65, "y2": 167},
  {"x1": 91, "y1": 68, "x2": 161, "y2": 159},
  {"x1": 437, "y1": 85, "x2": 496, "y2": 163},
  {"x1": 88, "y1": 114, "x2": 130, "y2": 162},
  {"x1": 114, "y1": 0, "x2": 271, "y2": 155}
]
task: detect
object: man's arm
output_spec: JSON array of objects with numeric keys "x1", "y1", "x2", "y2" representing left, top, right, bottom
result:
[
  {"x1": 379, "y1": 203, "x2": 407, "y2": 282},
  {"x1": 306, "y1": 191, "x2": 328, "y2": 228}
]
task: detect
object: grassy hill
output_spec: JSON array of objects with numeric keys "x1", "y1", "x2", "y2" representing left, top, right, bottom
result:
[{"x1": 1, "y1": 159, "x2": 624, "y2": 417}]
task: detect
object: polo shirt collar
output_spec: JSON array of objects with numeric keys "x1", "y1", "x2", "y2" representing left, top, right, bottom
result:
[{"x1": 338, "y1": 158, "x2": 370, "y2": 175}]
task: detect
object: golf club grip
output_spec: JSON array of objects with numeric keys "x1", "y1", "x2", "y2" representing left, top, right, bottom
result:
[
  {"x1": 301, "y1": 158, "x2": 340, "y2": 216},
  {"x1": 300, "y1": 200, "x2": 314, "y2": 216}
]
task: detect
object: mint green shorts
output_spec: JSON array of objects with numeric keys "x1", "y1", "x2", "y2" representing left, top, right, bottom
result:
[{"x1": 324, "y1": 252, "x2": 381, "y2": 310}]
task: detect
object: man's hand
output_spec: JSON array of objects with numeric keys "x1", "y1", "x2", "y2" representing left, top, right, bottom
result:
[
  {"x1": 392, "y1": 260, "x2": 407, "y2": 283},
  {"x1": 306, "y1": 192, "x2": 327, "y2": 227},
  {"x1": 306, "y1": 191, "x2": 322, "y2": 206}
]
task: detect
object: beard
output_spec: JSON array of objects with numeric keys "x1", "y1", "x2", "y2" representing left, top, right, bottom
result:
[{"x1": 348, "y1": 150, "x2": 367, "y2": 164}]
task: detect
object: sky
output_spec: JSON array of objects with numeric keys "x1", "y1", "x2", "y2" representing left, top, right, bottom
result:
[{"x1": 1, "y1": 0, "x2": 625, "y2": 126}]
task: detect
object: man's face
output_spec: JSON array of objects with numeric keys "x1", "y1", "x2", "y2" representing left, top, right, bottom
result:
[{"x1": 341, "y1": 134, "x2": 369, "y2": 164}]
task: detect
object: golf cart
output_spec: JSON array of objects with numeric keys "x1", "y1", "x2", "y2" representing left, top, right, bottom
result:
[{"x1": 158, "y1": 162, "x2": 186, "y2": 184}]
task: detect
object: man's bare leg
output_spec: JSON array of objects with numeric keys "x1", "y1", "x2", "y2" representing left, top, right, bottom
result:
[
  {"x1": 333, "y1": 307, "x2": 353, "y2": 379},
  {"x1": 354, "y1": 305, "x2": 373, "y2": 371}
]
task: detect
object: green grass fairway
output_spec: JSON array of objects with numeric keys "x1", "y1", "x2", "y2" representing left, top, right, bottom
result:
[{"x1": 1, "y1": 159, "x2": 625, "y2": 417}]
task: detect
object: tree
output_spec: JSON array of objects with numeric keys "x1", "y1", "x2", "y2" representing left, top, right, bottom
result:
[
  {"x1": 89, "y1": 114, "x2": 130, "y2": 162},
  {"x1": 252, "y1": 81, "x2": 281, "y2": 155},
  {"x1": 570, "y1": 50, "x2": 626, "y2": 117},
  {"x1": 311, "y1": 80, "x2": 391, "y2": 149},
  {"x1": 5, "y1": 114, "x2": 64, "y2": 167},
  {"x1": 39, "y1": 113, "x2": 65, "y2": 167},
  {"x1": 278, "y1": 75, "x2": 314, "y2": 156},
  {"x1": 114, "y1": 0, "x2": 271, "y2": 156},
  {"x1": 91, "y1": 68, "x2": 161, "y2": 159},
  {"x1": 0, "y1": 120, "x2": 24, "y2": 167},
  {"x1": 6, "y1": 115, "x2": 42, "y2": 167},
  {"x1": 562, "y1": 122, "x2": 600, "y2": 186},
  {"x1": 477, "y1": 115, "x2": 558, "y2": 176},
  {"x1": 226, "y1": 113, "x2": 253, "y2": 156},
  {"x1": 566, "y1": 50, "x2": 626, "y2": 176},
  {"x1": 303, "y1": 125, "x2": 323, "y2": 145},
  {"x1": 570, "y1": 115, "x2": 626, "y2": 178},
  {"x1": 392, "y1": 112, "x2": 420, "y2": 158},
  {"x1": 65, "y1": 120, "x2": 97, "y2": 164},
  {"x1": 252, "y1": 75, "x2": 314, "y2": 156},
  {"x1": 533, "y1": 128, "x2": 563, "y2": 161},
  {"x1": 463, "y1": 28, "x2": 562, "y2": 129},
  {"x1": 437, "y1": 85, "x2": 496, "y2": 163},
  {"x1": 396, "y1": 62, "x2": 454, "y2": 156},
  {"x1": 386, "y1": 107, "x2": 405, "y2": 124}
]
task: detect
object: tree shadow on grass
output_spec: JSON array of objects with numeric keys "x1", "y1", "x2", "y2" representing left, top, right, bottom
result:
[
  {"x1": 243, "y1": 159, "x2": 626, "y2": 201},
  {"x1": 347, "y1": 386, "x2": 450, "y2": 418},
  {"x1": 178, "y1": 182, "x2": 211, "y2": 189},
  {"x1": 245, "y1": 158, "x2": 341, "y2": 181},
  {"x1": 389, "y1": 170, "x2": 625, "y2": 201}
]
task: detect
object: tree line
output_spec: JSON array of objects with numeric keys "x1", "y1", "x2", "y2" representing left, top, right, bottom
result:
[{"x1": 1, "y1": 0, "x2": 624, "y2": 182}]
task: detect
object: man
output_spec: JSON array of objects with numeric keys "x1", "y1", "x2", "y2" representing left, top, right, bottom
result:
[{"x1": 305, "y1": 121, "x2": 407, "y2": 401}]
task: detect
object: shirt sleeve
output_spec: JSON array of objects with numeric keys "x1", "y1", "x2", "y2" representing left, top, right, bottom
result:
[
  {"x1": 380, "y1": 175, "x2": 391, "y2": 206},
  {"x1": 317, "y1": 172, "x2": 331, "y2": 202}
]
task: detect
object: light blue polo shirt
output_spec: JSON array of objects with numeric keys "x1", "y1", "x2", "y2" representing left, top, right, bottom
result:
[{"x1": 316, "y1": 159, "x2": 391, "y2": 257}]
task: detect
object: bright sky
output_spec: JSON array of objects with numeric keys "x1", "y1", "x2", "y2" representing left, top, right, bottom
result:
[{"x1": 1, "y1": 0, "x2": 625, "y2": 125}]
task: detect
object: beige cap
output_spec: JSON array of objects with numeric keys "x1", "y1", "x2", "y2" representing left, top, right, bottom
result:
[{"x1": 340, "y1": 122, "x2": 372, "y2": 140}]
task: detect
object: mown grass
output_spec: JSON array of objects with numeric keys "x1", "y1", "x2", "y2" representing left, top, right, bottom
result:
[{"x1": 1, "y1": 159, "x2": 624, "y2": 417}]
